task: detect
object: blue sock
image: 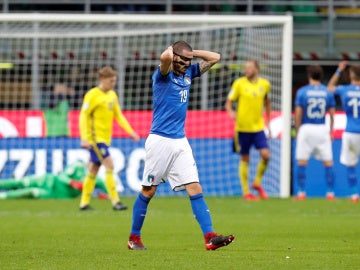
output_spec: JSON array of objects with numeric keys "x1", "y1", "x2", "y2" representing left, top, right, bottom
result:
[
  {"x1": 189, "y1": 193, "x2": 214, "y2": 235},
  {"x1": 325, "y1": 166, "x2": 335, "y2": 193},
  {"x1": 297, "y1": 165, "x2": 306, "y2": 193},
  {"x1": 130, "y1": 193, "x2": 151, "y2": 236},
  {"x1": 347, "y1": 166, "x2": 358, "y2": 195}
]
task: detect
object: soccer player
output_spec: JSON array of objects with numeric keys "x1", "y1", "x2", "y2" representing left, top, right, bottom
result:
[
  {"x1": 294, "y1": 65, "x2": 336, "y2": 200},
  {"x1": 328, "y1": 61, "x2": 360, "y2": 203},
  {"x1": 225, "y1": 59, "x2": 271, "y2": 200},
  {"x1": 0, "y1": 160, "x2": 108, "y2": 199},
  {"x1": 79, "y1": 66, "x2": 140, "y2": 211},
  {"x1": 127, "y1": 41, "x2": 234, "y2": 250}
]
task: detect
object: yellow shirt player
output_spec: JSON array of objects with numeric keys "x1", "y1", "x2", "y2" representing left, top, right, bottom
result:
[
  {"x1": 225, "y1": 59, "x2": 271, "y2": 201},
  {"x1": 79, "y1": 66, "x2": 140, "y2": 211}
]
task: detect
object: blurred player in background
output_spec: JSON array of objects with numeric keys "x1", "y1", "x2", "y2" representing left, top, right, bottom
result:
[
  {"x1": 0, "y1": 160, "x2": 108, "y2": 199},
  {"x1": 328, "y1": 61, "x2": 360, "y2": 203},
  {"x1": 127, "y1": 41, "x2": 234, "y2": 250},
  {"x1": 79, "y1": 66, "x2": 140, "y2": 211},
  {"x1": 294, "y1": 65, "x2": 336, "y2": 200},
  {"x1": 225, "y1": 59, "x2": 271, "y2": 200}
]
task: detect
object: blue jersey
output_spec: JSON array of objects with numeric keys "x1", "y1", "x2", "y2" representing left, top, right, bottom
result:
[
  {"x1": 335, "y1": 84, "x2": 360, "y2": 133},
  {"x1": 150, "y1": 63, "x2": 200, "y2": 138},
  {"x1": 295, "y1": 84, "x2": 335, "y2": 125}
]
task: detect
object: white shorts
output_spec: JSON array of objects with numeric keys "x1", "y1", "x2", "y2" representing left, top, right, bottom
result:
[
  {"x1": 340, "y1": 132, "x2": 360, "y2": 166},
  {"x1": 142, "y1": 134, "x2": 199, "y2": 191},
  {"x1": 296, "y1": 124, "x2": 333, "y2": 161}
]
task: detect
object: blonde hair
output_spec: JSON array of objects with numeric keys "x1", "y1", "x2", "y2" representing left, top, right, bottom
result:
[{"x1": 98, "y1": 66, "x2": 117, "y2": 79}]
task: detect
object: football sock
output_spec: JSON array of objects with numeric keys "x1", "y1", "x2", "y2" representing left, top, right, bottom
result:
[
  {"x1": 189, "y1": 193, "x2": 214, "y2": 235},
  {"x1": 297, "y1": 165, "x2": 306, "y2": 193},
  {"x1": 239, "y1": 161, "x2": 250, "y2": 195},
  {"x1": 131, "y1": 193, "x2": 151, "y2": 236},
  {"x1": 254, "y1": 158, "x2": 269, "y2": 186},
  {"x1": 104, "y1": 169, "x2": 120, "y2": 205},
  {"x1": 80, "y1": 173, "x2": 96, "y2": 207},
  {"x1": 347, "y1": 166, "x2": 358, "y2": 195},
  {"x1": 325, "y1": 166, "x2": 335, "y2": 193}
]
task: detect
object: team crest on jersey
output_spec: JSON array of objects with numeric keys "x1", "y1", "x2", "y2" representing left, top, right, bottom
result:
[
  {"x1": 184, "y1": 77, "x2": 191, "y2": 85},
  {"x1": 147, "y1": 174, "x2": 155, "y2": 183}
]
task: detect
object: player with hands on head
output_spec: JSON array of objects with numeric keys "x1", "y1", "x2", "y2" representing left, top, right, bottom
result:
[
  {"x1": 79, "y1": 66, "x2": 140, "y2": 211},
  {"x1": 328, "y1": 61, "x2": 360, "y2": 203},
  {"x1": 294, "y1": 65, "x2": 336, "y2": 200},
  {"x1": 225, "y1": 59, "x2": 271, "y2": 201},
  {"x1": 127, "y1": 41, "x2": 235, "y2": 251}
]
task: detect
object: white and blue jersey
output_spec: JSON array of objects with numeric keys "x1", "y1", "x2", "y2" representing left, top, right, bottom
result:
[
  {"x1": 295, "y1": 84, "x2": 335, "y2": 161},
  {"x1": 334, "y1": 84, "x2": 360, "y2": 133},
  {"x1": 150, "y1": 63, "x2": 200, "y2": 138},
  {"x1": 295, "y1": 84, "x2": 336, "y2": 125}
]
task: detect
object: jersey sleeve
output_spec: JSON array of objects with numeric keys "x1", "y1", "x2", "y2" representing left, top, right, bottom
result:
[
  {"x1": 79, "y1": 91, "x2": 97, "y2": 141},
  {"x1": 152, "y1": 66, "x2": 170, "y2": 83},
  {"x1": 295, "y1": 88, "x2": 303, "y2": 107},
  {"x1": 113, "y1": 98, "x2": 135, "y2": 136},
  {"x1": 190, "y1": 63, "x2": 201, "y2": 79},
  {"x1": 227, "y1": 79, "x2": 240, "y2": 101},
  {"x1": 266, "y1": 80, "x2": 271, "y2": 96}
]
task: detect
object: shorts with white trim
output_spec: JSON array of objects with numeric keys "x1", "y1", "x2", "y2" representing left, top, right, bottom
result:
[{"x1": 141, "y1": 134, "x2": 199, "y2": 191}]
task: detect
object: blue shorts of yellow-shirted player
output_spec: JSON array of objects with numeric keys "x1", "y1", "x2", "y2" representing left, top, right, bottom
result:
[
  {"x1": 233, "y1": 130, "x2": 268, "y2": 155},
  {"x1": 89, "y1": 143, "x2": 110, "y2": 165}
]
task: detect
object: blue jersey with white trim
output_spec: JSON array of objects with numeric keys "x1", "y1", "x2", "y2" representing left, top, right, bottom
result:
[
  {"x1": 150, "y1": 63, "x2": 200, "y2": 138},
  {"x1": 335, "y1": 84, "x2": 360, "y2": 133},
  {"x1": 295, "y1": 84, "x2": 335, "y2": 125}
]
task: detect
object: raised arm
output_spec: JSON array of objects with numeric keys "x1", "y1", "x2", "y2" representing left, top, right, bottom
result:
[
  {"x1": 193, "y1": 50, "x2": 221, "y2": 75},
  {"x1": 327, "y1": 61, "x2": 348, "y2": 93},
  {"x1": 159, "y1": 46, "x2": 173, "y2": 76}
]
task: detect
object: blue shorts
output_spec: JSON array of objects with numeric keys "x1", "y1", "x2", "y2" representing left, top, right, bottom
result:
[
  {"x1": 89, "y1": 143, "x2": 110, "y2": 164},
  {"x1": 234, "y1": 131, "x2": 269, "y2": 155}
]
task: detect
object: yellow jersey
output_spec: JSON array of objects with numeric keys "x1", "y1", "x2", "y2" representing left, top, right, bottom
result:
[
  {"x1": 79, "y1": 87, "x2": 134, "y2": 146},
  {"x1": 228, "y1": 76, "x2": 271, "y2": 132}
]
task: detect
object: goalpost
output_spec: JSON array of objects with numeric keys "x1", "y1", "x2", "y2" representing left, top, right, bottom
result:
[{"x1": 0, "y1": 14, "x2": 293, "y2": 198}]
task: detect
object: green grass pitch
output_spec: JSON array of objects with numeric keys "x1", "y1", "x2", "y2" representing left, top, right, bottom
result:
[{"x1": 0, "y1": 197, "x2": 359, "y2": 270}]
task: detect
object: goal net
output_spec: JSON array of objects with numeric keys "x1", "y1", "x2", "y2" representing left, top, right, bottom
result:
[{"x1": 0, "y1": 14, "x2": 292, "y2": 197}]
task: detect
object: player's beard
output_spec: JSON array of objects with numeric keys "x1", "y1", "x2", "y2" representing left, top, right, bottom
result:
[
  {"x1": 173, "y1": 61, "x2": 189, "y2": 75},
  {"x1": 246, "y1": 73, "x2": 258, "y2": 82}
]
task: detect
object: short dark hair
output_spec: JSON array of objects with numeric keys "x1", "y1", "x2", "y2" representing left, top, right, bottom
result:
[
  {"x1": 306, "y1": 65, "x2": 323, "y2": 81},
  {"x1": 172, "y1": 40, "x2": 192, "y2": 54},
  {"x1": 350, "y1": 65, "x2": 360, "y2": 80}
]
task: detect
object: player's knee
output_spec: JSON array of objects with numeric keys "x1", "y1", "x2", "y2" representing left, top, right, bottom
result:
[
  {"x1": 185, "y1": 182, "x2": 202, "y2": 196},
  {"x1": 262, "y1": 152, "x2": 270, "y2": 162},
  {"x1": 141, "y1": 186, "x2": 156, "y2": 199}
]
